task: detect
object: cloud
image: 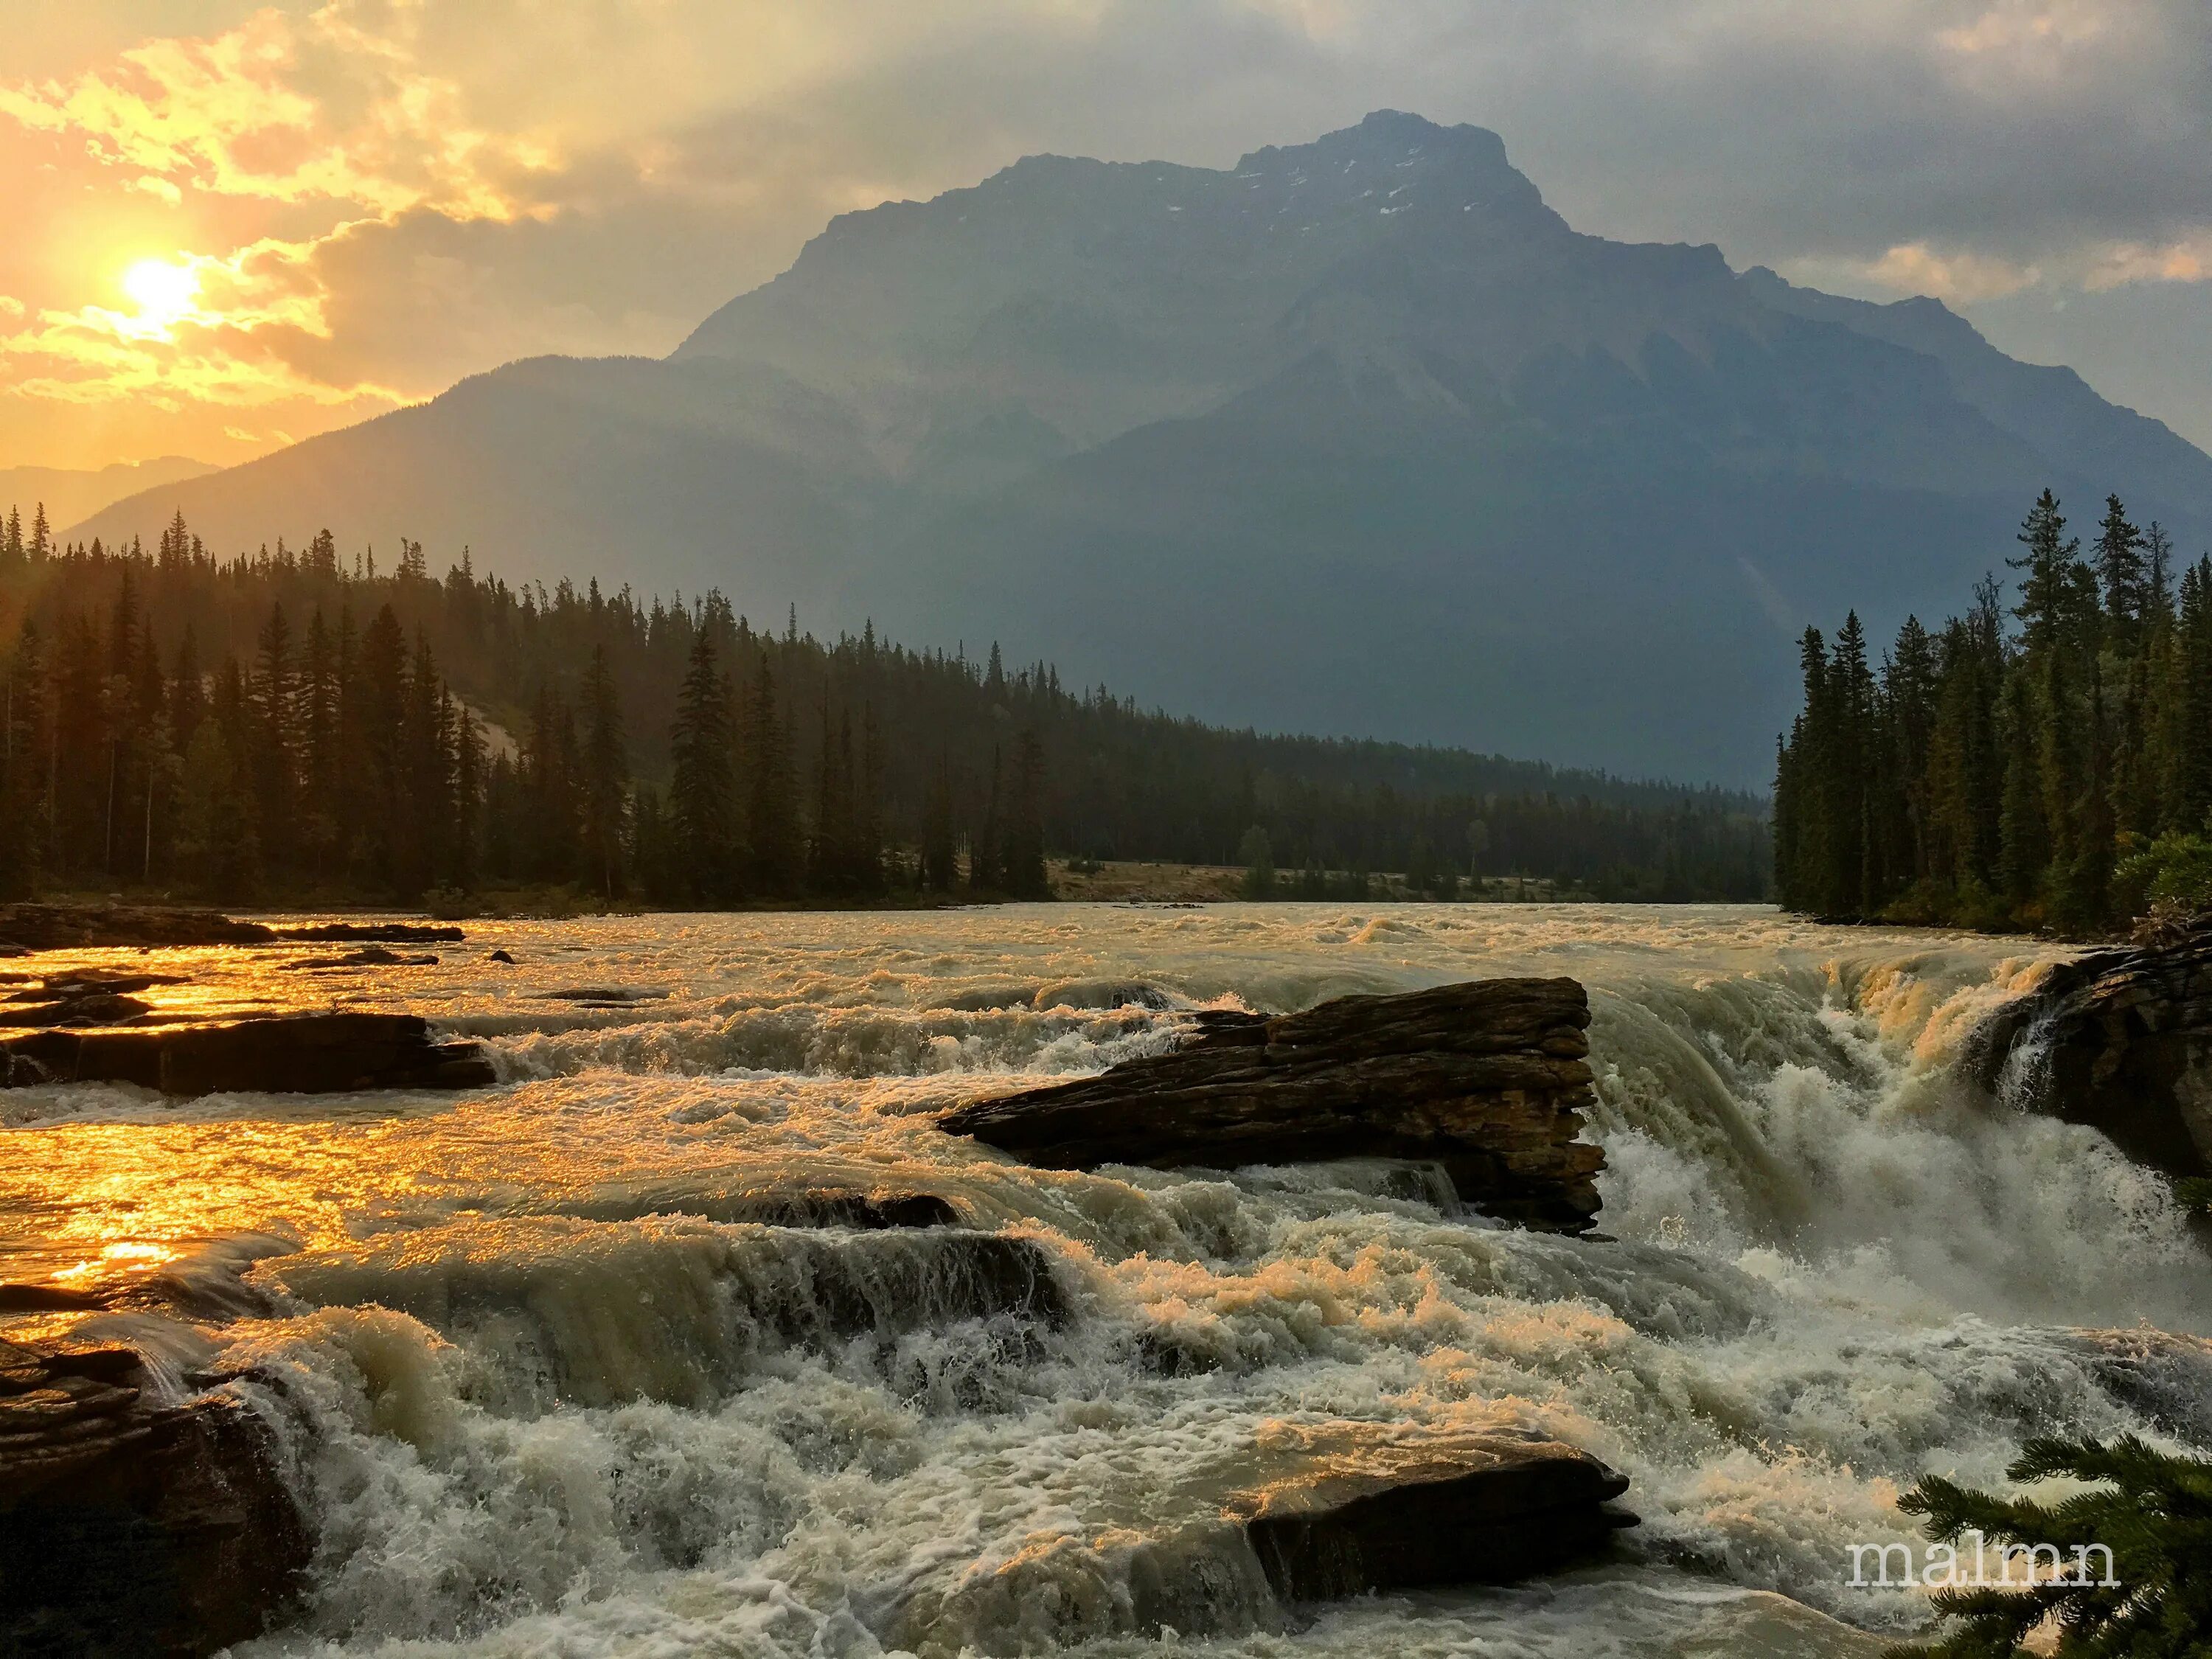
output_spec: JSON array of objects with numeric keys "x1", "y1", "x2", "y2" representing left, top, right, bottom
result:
[
  {"x1": 1, "y1": 0, "x2": 2210, "y2": 468},
  {"x1": 1860, "y1": 242, "x2": 2040, "y2": 303}
]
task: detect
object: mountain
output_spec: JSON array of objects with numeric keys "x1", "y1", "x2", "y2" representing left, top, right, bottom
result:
[
  {"x1": 4, "y1": 456, "x2": 216, "y2": 534},
  {"x1": 66, "y1": 112, "x2": 2212, "y2": 783}
]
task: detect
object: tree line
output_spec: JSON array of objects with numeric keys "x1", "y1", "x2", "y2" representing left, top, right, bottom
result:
[
  {"x1": 0, "y1": 507, "x2": 1770, "y2": 906},
  {"x1": 1775, "y1": 487, "x2": 2212, "y2": 933}
]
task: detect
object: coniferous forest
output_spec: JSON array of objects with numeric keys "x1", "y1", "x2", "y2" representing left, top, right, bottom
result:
[
  {"x1": 1775, "y1": 487, "x2": 2212, "y2": 933},
  {"x1": 0, "y1": 508, "x2": 1771, "y2": 908}
]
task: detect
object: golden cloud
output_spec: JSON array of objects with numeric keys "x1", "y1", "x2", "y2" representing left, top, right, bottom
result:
[
  {"x1": 1860, "y1": 241, "x2": 2040, "y2": 304},
  {"x1": 0, "y1": 1, "x2": 566, "y2": 445}
]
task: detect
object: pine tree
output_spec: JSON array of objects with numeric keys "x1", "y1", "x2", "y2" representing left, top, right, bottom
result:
[
  {"x1": 175, "y1": 715, "x2": 258, "y2": 901},
  {"x1": 1997, "y1": 667, "x2": 2047, "y2": 908},
  {"x1": 2092, "y1": 492, "x2": 2147, "y2": 648},
  {"x1": 669, "y1": 626, "x2": 737, "y2": 902},
  {"x1": 581, "y1": 645, "x2": 628, "y2": 901},
  {"x1": 249, "y1": 602, "x2": 296, "y2": 872},
  {"x1": 972, "y1": 748, "x2": 1003, "y2": 893},
  {"x1": 744, "y1": 658, "x2": 798, "y2": 894},
  {"x1": 1004, "y1": 729, "x2": 1048, "y2": 899},
  {"x1": 922, "y1": 748, "x2": 957, "y2": 891},
  {"x1": 2009, "y1": 490, "x2": 2096, "y2": 660}
]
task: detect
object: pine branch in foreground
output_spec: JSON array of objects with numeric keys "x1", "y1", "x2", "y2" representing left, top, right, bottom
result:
[{"x1": 1885, "y1": 1435, "x2": 2212, "y2": 1659}]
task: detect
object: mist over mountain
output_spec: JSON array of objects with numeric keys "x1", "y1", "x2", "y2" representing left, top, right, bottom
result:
[
  {"x1": 5, "y1": 456, "x2": 216, "y2": 534},
  {"x1": 65, "y1": 112, "x2": 2212, "y2": 783}
]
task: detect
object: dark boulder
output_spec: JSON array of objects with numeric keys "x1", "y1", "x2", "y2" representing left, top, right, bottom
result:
[
  {"x1": 715, "y1": 1189, "x2": 961, "y2": 1230},
  {"x1": 1231, "y1": 1426, "x2": 1635, "y2": 1600},
  {"x1": 1970, "y1": 922, "x2": 2212, "y2": 1180},
  {"x1": 0, "y1": 904, "x2": 276, "y2": 950},
  {"x1": 552, "y1": 1185, "x2": 962, "y2": 1230},
  {"x1": 0, "y1": 903, "x2": 463, "y2": 953},
  {"x1": 0, "y1": 1337, "x2": 311, "y2": 1658},
  {"x1": 0, "y1": 989, "x2": 155, "y2": 1028},
  {"x1": 1, "y1": 1011, "x2": 495, "y2": 1095},
  {"x1": 939, "y1": 978, "x2": 1605, "y2": 1233},
  {"x1": 278, "y1": 922, "x2": 463, "y2": 944},
  {"x1": 282, "y1": 947, "x2": 440, "y2": 970}
]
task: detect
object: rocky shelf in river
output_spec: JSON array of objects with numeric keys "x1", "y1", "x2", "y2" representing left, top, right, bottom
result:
[
  {"x1": 1, "y1": 1010, "x2": 495, "y2": 1095},
  {"x1": 1231, "y1": 1424, "x2": 1636, "y2": 1600},
  {"x1": 0, "y1": 902, "x2": 462, "y2": 953},
  {"x1": 939, "y1": 977, "x2": 1606, "y2": 1233},
  {"x1": 1972, "y1": 918, "x2": 2212, "y2": 1180},
  {"x1": 879, "y1": 1420, "x2": 1637, "y2": 1648},
  {"x1": 0, "y1": 1335, "x2": 310, "y2": 1658}
]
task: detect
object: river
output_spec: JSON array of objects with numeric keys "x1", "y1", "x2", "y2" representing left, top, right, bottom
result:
[{"x1": 4, "y1": 903, "x2": 2208, "y2": 1658}]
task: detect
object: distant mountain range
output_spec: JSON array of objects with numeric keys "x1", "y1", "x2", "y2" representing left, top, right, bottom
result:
[
  {"x1": 63, "y1": 112, "x2": 2212, "y2": 782},
  {"x1": 6, "y1": 456, "x2": 215, "y2": 534}
]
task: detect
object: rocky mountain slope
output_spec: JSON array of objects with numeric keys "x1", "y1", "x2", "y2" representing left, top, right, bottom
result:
[{"x1": 67, "y1": 113, "x2": 2212, "y2": 780}]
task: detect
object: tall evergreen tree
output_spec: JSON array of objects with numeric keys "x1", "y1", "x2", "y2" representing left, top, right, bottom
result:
[
  {"x1": 668, "y1": 627, "x2": 737, "y2": 902},
  {"x1": 582, "y1": 645, "x2": 628, "y2": 900}
]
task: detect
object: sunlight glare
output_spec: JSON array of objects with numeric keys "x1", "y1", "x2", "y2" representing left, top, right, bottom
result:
[{"x1": 120, "y1": 257, "x2": 203, "y2": 333}]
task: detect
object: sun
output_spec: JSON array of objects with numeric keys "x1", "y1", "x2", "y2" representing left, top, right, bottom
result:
[{"x1": 119, "y1": 257, "x2": 202, "y2": 332}]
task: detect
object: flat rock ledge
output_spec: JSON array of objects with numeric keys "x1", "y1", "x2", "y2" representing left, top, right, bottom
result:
[
  {"x1": 1971, "y1": 919, "x2": 2212, "y2": 1180},
  {"x1": 0, "y1": 902, "x2": 461, "y2": 953},
  {"x1": 0, "y1": 1336, "x2": 310, "y2": 1658},
  {"x1": 880, "y1": 1425, "x2": 1635, "y2": 1651},
  {"x1": 939, "y1": 977, "x2": 1605, "y2": 1232},
  {"x1": 1230, "y1": 1427, "x2": 1635, "y2": 1601},
  {"x1": 3, "y1": 1011, "x2": 495, "y2": 1095}
]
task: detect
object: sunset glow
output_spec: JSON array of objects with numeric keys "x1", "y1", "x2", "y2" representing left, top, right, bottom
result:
[
  {"x1": 1, "y1": 2, "x2": 2209, "y2": 473},
  {"x1": 119, "y1": 257, "x2": 202, "y2": 336}
]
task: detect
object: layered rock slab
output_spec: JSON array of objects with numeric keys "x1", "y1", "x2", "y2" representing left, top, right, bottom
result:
[
  {"x1": 2, "y1": 1011, "x2": 495, "y2": 1094},
  {"x1": 0, "y1": 1336, "x2": 309, "y2": 1658},
  {"x1": 1230, "y1": 1425, "x2": 1635, "y2": 1599},
  {"x1": 1972, "y1": 920, "x2": 2212, "y2": 1179},
  {"x1": 940, "y1": 977, "x2": 1604, "y2": 1232}
]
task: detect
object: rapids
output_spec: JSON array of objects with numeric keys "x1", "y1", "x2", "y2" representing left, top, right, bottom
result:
[{"x1": 3, "y1": 902, "x2": 2208, "y2": 1658}]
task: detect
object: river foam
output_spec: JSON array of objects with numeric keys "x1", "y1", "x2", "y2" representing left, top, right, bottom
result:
[{"x1": 2, "y1": 904, "x2": 2205, "y2": 1656}]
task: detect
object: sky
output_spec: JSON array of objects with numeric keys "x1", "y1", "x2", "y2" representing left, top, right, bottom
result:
[{"x1": 3, "y1": 0, "x2": 2210, "y2": 473}]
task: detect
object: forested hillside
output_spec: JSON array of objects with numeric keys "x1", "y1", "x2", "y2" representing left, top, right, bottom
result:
[
  {"x1": 1775, "y1": 487, "x2": 2212, "y2": 933},
  {"x1": 0, "y1": 507, "x2": 1770, "y2": 907}
]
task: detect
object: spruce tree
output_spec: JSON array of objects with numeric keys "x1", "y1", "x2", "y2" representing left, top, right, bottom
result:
[
  {"x1": 2092, "y1": 492, "x2": 2147, "y2": 647},
  {"x1": 1004, "y1": 729, "x2": 1048, "y2": 898},
  {"x1": 582, "y1": 646, "x2": 628, "y2": 901},
  {"x1": 743, "y1": 658, "x2": 798, "y2": 896},
  {"x1": 669, "y1": 627, "x2": 737, "y2": 902},
  {"x1": 1997, "y1": 667, "x2": 2048, "y2": 907}
]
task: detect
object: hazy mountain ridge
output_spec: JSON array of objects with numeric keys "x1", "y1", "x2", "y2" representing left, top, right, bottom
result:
[
  {"x1": 63, "y1": 111, "x2": 2212, "y2": 781},
  {"x1": 3, "y1": 455, "x2": 216, "y2": 532}
]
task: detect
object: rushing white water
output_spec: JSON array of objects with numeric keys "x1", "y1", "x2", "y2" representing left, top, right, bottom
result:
[{"x1": 4, "y1": 903, "x2": 2208, "y2": 1658}]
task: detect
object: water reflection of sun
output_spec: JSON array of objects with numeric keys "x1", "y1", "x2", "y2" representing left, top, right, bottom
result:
[{"x1": 52, "y1": 1239, "x2": 180, "y2": 1284}]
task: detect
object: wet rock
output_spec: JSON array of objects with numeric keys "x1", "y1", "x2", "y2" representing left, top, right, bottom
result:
[
  {"x1": 487, "y1": 949, "x2": 516, "y2": 964},
  {"x1": 940, "y1": 978, "x2": 1605, "y2": 1233},
  {"x1": 0, "y1": 903, "x2": 277, "y2": 950},
  {"x1": 875, "y1": 1424, "x2": 1635, "y2": 1652},
  {"x1": 546, "y1": 985, "x2": 669, "y2": 1006},
  {"x1": 2068, "y1": 1328, "x2": 2212, "y2": 1442},
  {"x1": 0, "y1": 1282, "x2": 111, "y2": 1312},
  {"x1": 556, "y1": 1185, "x2": 962, "y2": 1230},
  {"x1": 717, "y1": 1189, "x2": 961, "y2": 1230},
  {"x1": 1971, "y1": 921, "x2": 2212, "y2": 1179},
  {"x1": 0, "y1": 989, "x2": 154, "y2": 1028},
  {"x1": 277, "y1": 922, "x2": 463, "y2": 943},
  {"x1": 0, "y1": 903, "x2": 462, "y2": 953},
  {"x1": 282, "y1": 947, "x2": 440, "y2": 970},
  {"x1": 0, "y1": 1335, "x2": 311, "y2": 1658},
  {"x1": 1228, "y1": 1426, "x2": 1635, "y2": 1600},
  {"x1": 1, "y1": 1011, "x2": 495, "y2": 1095}
]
